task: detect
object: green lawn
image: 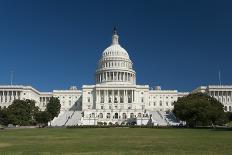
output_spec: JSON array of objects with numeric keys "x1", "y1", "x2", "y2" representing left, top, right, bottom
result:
[{"x1": 0, "y1": 128, "x2": 232, "y2": 155}]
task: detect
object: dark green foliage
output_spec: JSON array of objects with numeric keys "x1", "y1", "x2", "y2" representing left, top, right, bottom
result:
[
  {"x1": 35, "y1": 111, "x2": 50, "y2": 126},
  {"x1": 226, "y1": 112, "x2": 232, "y2": 122},
  {"x1": 46, "y1": 97, "x2": 61, "y2": 121},
  {"x1": 0, "y1": 97, "x2": 61, "y2": 126},
  {"x1": 4, "y1": 99, "x2": 39, "y2": 126},
  {"x1": 0, "y1": 107, "x2": 9, "y2": 125},
  {"x1": 173, "y1": 93, "x2": 226, "y2": 127}
]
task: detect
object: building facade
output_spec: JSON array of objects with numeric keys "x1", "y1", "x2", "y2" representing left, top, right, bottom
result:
[
  {"x1": 0, "y1": 30, "x2": 231, "y2": 126},
  {"x1": 192, "y1": 85, "x2": 232, "y2": 112}
]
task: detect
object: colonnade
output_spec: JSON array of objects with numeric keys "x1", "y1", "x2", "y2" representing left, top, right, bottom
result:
[
  {"x1": 40, "y1": 97, "x2": 51, "y2": 107},
  {"x1": 210, "y1": 91, "x2": 232, "y2": 103},
  {"x1": 96, "y1": 89, "x2": 135, "y2": 104},
  {"x1": 210, "y1": 91, "x2": 232, "y2": 111},
  {"x1": 96, "y1": 71, "x2": 136, "y2": 84},
  {"x1": 0, "y1": 91, "x2": 21, "y2": 103}
]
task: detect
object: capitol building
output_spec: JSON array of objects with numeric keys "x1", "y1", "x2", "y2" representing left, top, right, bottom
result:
[{"x1": 0, "y1": 30, "x2": 232, "y2": 126}]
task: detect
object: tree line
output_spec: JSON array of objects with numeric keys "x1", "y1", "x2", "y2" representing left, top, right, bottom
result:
[
  {"x1": 0, "y1": 97, "x2": 61, "y2": 127},
  {"x1": 173, "y1": 93, "x2": 232, "y2": 127}
]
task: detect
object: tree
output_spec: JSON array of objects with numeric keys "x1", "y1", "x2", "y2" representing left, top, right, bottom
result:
[
  {"x1": 35, "y1": 111, "x2": 50, "y2": 127},
  {"x1": 225, "y1": 112, "x2": 232, "y2": 122},
  {"x1": 46, "y1": 97, "x2": 61, "y2": 121},
  {"x1": 0, "y1": 107, "x2": 9, "y2": 125},
  {"x1": 173, "y1": 93, "x2": 226, "y2": 127},
  {"x1": 6, "y1": 99, "x2": 39, "y2": 126}
]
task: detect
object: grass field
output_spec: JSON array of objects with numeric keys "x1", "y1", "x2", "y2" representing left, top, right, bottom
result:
[{"x1": 0, "y1": 128, "x2": 232, "y2": 155}]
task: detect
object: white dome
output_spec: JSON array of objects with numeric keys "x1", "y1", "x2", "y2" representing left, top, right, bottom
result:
[
  {"x1": 102, "y1": 44, "x2": 129, "y2": 59},
  {"x1": 95, "y1": 29, "x2": 136, "y2": 85}
]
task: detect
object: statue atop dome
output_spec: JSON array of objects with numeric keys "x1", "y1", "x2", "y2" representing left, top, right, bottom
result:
[
  {"x1": 113, "y1": 26, "x2": 117, "y2": 35},
  {"x1": 112, "y1": 27, "x2": 119, "y2": 45}
]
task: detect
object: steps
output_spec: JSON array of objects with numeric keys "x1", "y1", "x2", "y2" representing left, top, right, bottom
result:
[
  {"x1": 65, "y1": 111, "x2": 82, "y2": 126},
  {"x1": 51, "y1": 111, "x2": 74, "y2": 126}
]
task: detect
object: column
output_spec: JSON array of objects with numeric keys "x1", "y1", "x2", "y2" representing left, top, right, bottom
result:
[
  {"x1": 17, "y1": 91, "x2": 20, "y2": 100},
  {"x1": 11, "y1": 91, "x2": 14, "y2": 102},
  {"x1": 6, "y1": 91, "x2": 9, "y2": 103},
  {"x1": 105, "y1": 90, "x2": 107, "y2": 104},
  {"x1": 3, "y1": 91, "x2": 5, "y2": 102},
  {"x1": 132, "y1": 90, "x2": 134, "y2": 103},
  {"x1": 125, "y1": 90, "x2": 128, "y2": 103}
]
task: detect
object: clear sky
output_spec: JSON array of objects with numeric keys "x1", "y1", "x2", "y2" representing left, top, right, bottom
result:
[{"x1": 0, "y1": 0, "x2": 231, "y2": 92}]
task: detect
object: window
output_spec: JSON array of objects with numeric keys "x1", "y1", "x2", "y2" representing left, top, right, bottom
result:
[
  {"x1": 120, "y1": 96, "x2": 123, "y2": 103},
  {"x1": 106, "y1": 113, "x2": 110, "y2": 118},
  {"x1": 88, "y1": 97, "x2": 90, "y2": 102},
  {"x1": 130, "y1": 113, "x2": 134, "y2": 118},
  {"x1": 101, "y1": 106, "x2": 104, "y2": 109},
  {"x1": 154, "y1": 102, "x2": 156, "y2": 106},
  {"x1": 109, "y1": 97, "x2": 112, "y2": 103},
  {"x1": 99, "y1": 113, "x2": 103, "y2": 118},
  {"x1": 69, "y1": 100, "x2": 71, "y2": 106},
  {"x1": 109, "y1": 105, "x2": 112, "y2": 109},
  {"x1": 100, "y1": 97, "x2": 104, "y2": 103},
  {"x1": 88, "y1": 105, "x2": 91, "y2": 109},
  {"x1": 160, "y1": 101, "x2": 162, "y2": 106},
  {"x1": 166, "y1": 102, "x2": 168, "y2": 106},
  {"x1": 114, "y1": 97, "x2": 118, "y2": 103},
  {"x1": 141, "y1": 97, "x2": 144, "y2": 103},
  {"x1": 114, "y1": 113, "x2": 118, "y2": 119},
  {"x1": 122, "y1": 113, "x2": 127, "y2": 119}
]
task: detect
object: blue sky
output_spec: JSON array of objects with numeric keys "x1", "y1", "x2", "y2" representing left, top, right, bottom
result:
[{"x1": 0, "y1": 0, "x2": 231, "y2": 92}]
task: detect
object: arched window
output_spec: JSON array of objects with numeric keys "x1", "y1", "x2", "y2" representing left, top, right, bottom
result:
[
  {"x1": 114, "y1": 113, "x2": 118, "y2": 119},
  {"x1": 99, "y1": 113, "x2": 103, "y2": 118},
  {"x1": 106, "y1": 113, "x2": 110, "y2": 119},
  {"x1": 122, "y1": 113, "x2": 127, "y2": 119},
  {"x1": 130, "y1": 113, "x2": 134, "y2": 118},
  {"x1": 229, "y1": 106, "x2": 232, "y2": 112},
  {"x1": 225, "y1": 106, "x2": 228, "y2": 111}
]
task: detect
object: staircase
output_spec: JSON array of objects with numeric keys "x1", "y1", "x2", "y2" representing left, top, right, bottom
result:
[
  {"x1": 160, "y1": 111, "x2": 180, "y2": 126},
  {"x1": 65, "y1": 111, "x2": 82, "y2": 126},
  {"x1": 149, "y1": 111, "x2": 168, "y2": 126},
  {"x1": 51, "y1": 111, "x2": 74, "y2": 126}
]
